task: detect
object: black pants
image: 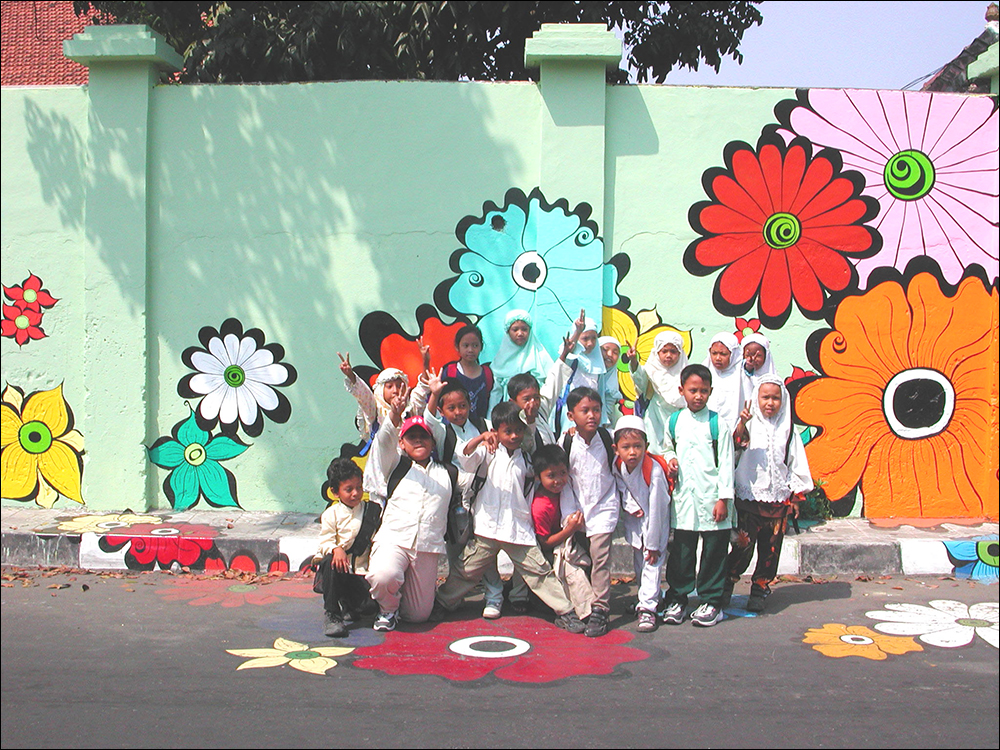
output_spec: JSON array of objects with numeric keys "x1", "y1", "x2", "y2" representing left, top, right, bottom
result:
[
  {"x1": 313, "y1": 554, "x2": 371, "y2": 616},
  {"x1": 726, "y1": 506, "x2": 788, "y2": 596},
  {"x1": 664, "y1": 529, "x2": 730, "y2": 608}
]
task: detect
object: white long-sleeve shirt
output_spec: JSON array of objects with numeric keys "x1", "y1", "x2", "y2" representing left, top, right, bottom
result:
[
  {"x1": 317, "y1": 501, "x2": 370, "y2": 573},
  {"x1": 662, "y1": 408, "x2": 735, "y2": 531},
  {"x1": 618, "y1": 457, "x2": 671, "y2": 552},
  {"x1": 562, "y1": 431, "x2": 621, "y2": 536},
  {"x1": 456, "y1": 444, "x2": 536, "y2": 546}
]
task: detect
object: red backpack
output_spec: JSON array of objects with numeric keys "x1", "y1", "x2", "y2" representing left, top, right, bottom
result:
[{"x1": 615, "y1": 453, "x2": 675, "y2": 494}]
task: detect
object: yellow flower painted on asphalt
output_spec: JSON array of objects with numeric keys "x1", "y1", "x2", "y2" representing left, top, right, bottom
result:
[
  {"x1": 1, "y1": 384, "x2": 85, "y2": 507},
  {"x1": 57, "y1": 513, "x2": 163, "y2": 535},
  {"x1": 603, "y1": 306, "x2": 692, "y2": 403},
  {"x1": 227, "y1": 637, "x2": 354, "y2": 675},
  {"x1": 803, "y1": 623, "x2": 922, "y2": 661}
]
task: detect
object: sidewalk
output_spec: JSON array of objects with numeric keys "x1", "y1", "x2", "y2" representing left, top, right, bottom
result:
[{"x1": 2, "y1": 505, "x2": 996, "y2": 578}]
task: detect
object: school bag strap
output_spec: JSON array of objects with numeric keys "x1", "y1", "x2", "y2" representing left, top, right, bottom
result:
[
  {"x1": 667, "y1": 409, "x2": 719, "y2": 466},
  {"x1": 553, "y1": 359, "x2": 579, "y2": 438},
  {"x1": 562, "y1": 426, "x2": 615, "y2": 468},
  {"x1": 357, "y1": 418, "x2": 379, "y2": 457},
  {"x1": 346, "y1": 501, "x2": 383, "y2": 557},
  {"x1": 614, "y1": 452, "x2": 674, "y2": 494},
  {"x1": 442, "y1": 423, "x2": 457, "y2": 465},
  {"x1": 384, "y1": 455, "x2": 462, "y2": 543}
]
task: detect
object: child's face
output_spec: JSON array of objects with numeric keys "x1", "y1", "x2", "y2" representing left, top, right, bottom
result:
[
  {"x1": 600, "y1": 342, "x2": 620, "y2": 370},
  {"x1": 507, "y1": 320, "x2": 530, "y2": 347},
  {"x1": 743, "y1": 343, "x2": 766, "y2": 373},
  {"x1": 538, "y1": 463, "x2": 569, "y2": 495},
  {"x1": 399, "y1": 428, "x2": 434, "y2": 464},
  {"x1": 496, "y1": 421, "x2": 526, "y2": 452},
  {"x1": 579, "y1": 330, "x2": 598, "y2": 354},
  {"x1": 709, "y1": 342, "x2": 732, "y2": 370},
  {"x1": 758, "y1": 383, "x2": 782, "y2": 418},
  {"x1": 568, "y1": 396, "x2": 601, "y2": 436},
  {"x1": 679, "y1": 374, "x2": 712, "y2": 412},
  {"x1": 657, "y1": 344, "x2": 680, "y2": 368},
  {"x1": 440, "y1": 390, "x2": 470, "y2": 427},
  {"x1": 336, "y1": 475, "x2": 364, "y2": 508},
  {"x1": 513, "y1": 386, "x2": 541, "y2": 422},
  {"x1": 457, "y1": 333, "x2": 482, "y2": 364},
  {"x1": 615, "y1": 432, "x2": 646, "y2": 472},
  {"x1": 382, "y1": 379, "x2": 407, "y2": 403}
]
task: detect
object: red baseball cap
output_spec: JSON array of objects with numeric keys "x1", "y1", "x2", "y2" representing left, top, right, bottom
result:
[{"x1": 399, "y1": 415, "x2": 433, "y2": 440}]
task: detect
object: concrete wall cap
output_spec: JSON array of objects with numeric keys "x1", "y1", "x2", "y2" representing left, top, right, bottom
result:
[{"x1": 63, "y1": 24, "x2": 184, "y2": 71}]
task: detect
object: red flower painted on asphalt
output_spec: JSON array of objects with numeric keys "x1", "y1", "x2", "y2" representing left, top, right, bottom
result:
[
  {"x1": 686, "y1": 133, "x2": 880, "y2": 327},
  {"x1": 3, "y1": 273, "x2": 58, "y2": 312},
  {"x1": 733, "y1": 317, "x2": 760, "y2": 343},
  {"x1": 1, "y1": 302, "x2": 45, "y2": 346},
  {"x1": 352, "y1": 617, "x2": 648, "y2": 683},
  {"x1": 99, "y1": 523, "x2": 218, "y2": 570},
  {"x1": 156, "y1": 576, "x2": 316, "y2": 607}
]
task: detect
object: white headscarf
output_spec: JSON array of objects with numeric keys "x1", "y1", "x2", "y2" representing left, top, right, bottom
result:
[
  {"x1": 642, "y1": 330, "x2": 688, "y2": 407},
  {"x1": 734, "y1": 376, "x2": 810, "y2": 504},
  {"x1": 490, "y1": 309, "x2": 554, "y2": 381},
  {"x1": 567, "y1": 317, "x2": 605, "y2": 377},
  {"x1": 704, "y1": 332, "x2": 743, "y2": 427},
  {"x1": 740, "y1": 332, "x2": 777, "y2": 392}
]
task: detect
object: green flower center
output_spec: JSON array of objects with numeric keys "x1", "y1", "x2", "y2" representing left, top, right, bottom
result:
[
  {"x1": 22, "y1": 289, "x2": 38, "y2": 304},
  {"x1": 956, "y1": 618, "x2": 992, "y2": 628},
  {"x1": 762, "y1": 212, "x2": 801, "y2": 249},
  {"x1": 18, "y1": 421, "x2": 53, "y2": 454},
  {"x1": 616, "y1": 345, "x2": 630, "y2": 373},
  {"x1": 884, "y1": 150, "x2": 935, "y2": 201},
  {"x1": 183, "y1": 442, "x2": 207, "y2": 466},
  {"x1": 285, "y1": 650, "x2": 320, "y2": 660},
  {"x1": 224, "y1": 365, "x2": 246, "y2": 388},
  {"x1": 976, "y1": 540, "x2": 999, "y2": 567},
  {"x1": 227, "y1": 584, "x2": 257, "y2": 593},
  {"x1": 14, "y1": 315, "x2": 30, "y2": 330}
]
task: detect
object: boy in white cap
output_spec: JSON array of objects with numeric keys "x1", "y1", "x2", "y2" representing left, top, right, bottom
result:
[{"x1": 613, "y1": 415, "x2": 672, "y2": 632}]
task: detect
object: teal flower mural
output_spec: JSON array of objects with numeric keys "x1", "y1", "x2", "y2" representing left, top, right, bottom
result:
[
  {"x1": 435, "y1": 188, "x2": 621, "y2": 359},
  {"x1": 943, "y1": 538, "x2": 999, "y2": 582},
  {"x1": 147, "y1": 408, "x2": 249, "y2": 510}
]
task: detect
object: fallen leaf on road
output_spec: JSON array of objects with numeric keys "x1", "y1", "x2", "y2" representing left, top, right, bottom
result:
[
  {"x1": 47, "y1": 583, "x2": 70, "y2": 590},
  {"x1": 82, "y1": 584, "x2": 90, "y2": 592}
]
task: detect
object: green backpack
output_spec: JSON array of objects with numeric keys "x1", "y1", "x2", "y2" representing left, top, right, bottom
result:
[{"x1": 667, "y1": 409, "x2": 720, "y2": 466}]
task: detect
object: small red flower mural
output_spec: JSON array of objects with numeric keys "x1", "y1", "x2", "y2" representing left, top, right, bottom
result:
[
  {"x1": 1, "y1": 302, "x2": 45, "y2": 346},
  {"x1": 3, "y1": 273, "x2": 58, "y2": 313},
  {"x1": 785, "y1": 365, "x2": 818, "y2": 386},
  {"x1": 157, "y1": 576, "x2": 316, "y2": 607},
  {"x1": 733, "y1": 317, "x2": 760, "y2": 342},
  {"x1": 686, "y1": 133, "x2": 880, "y2": 328},
  {"x1": 99, "y1": 523, "x2": 218, "y2": 570},
  {"x1": 352, "y1": 618, "x2": 648, "y2": 683}
]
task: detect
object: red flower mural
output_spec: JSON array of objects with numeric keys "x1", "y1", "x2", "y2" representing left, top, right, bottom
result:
[
  {"x1": 3, "y1": 273, "x2": 58, "y2": 313},
  {"x1": 353, "y1": 618, "x2": 648, "y2": 683},
  {"x1": 156, "y1": 576, "x2": 316, "y2": 607},
  {"x1": 1, "y1": 303, "x2": 45, "y2": 346},
  {"x1": 785, "y1": 365, "x2": 818, "y2": 386},
  {"x1": 686, "y1": 133, "x2": 880, "y2": 328},
  {"x1": 99, "y1": 523, "x2": 218, "y2": 570},
  {"x1": 733, "y1": 317, "x2": 760, "y2": 342}
]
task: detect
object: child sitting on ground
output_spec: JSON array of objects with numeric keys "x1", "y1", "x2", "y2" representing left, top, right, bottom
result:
[
  {"x1": 725, "y1": 375, "x2": 813, "y2": 613},
  {"x1": 613, "y1": 415, "x2": 671, "y2": 633},
  {"x1": 433, "y1": 402, "x2": 586, "y2": 634},
  {"x1": 313, "y1": 458, "x2": 379, "y2": 637},
  {"x1": 627, "y1": 331, "x2": 688, "y2": 455},
  {"x1": 660, "y1": 364, "x2": 735, "y2": 628},
  {"x1": 531, "y1": 444, "x2": 593, "y2": 622}
]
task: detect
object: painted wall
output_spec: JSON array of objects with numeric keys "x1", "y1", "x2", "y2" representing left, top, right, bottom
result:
[{"x1": 2, "y1": 26, "x2": 997, "y2": 525}]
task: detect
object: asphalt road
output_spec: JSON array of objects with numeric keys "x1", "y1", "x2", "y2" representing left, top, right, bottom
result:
[{"x1": 2, "y1": 568, "x2": 997, "y2": 749}]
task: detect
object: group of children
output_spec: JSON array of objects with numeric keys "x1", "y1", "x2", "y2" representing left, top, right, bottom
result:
[{"x1": 312, "y1": 310, "x2": 813, "y2": 639}]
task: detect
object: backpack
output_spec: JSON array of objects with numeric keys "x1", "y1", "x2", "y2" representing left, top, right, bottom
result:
[
  {"x1": 614, "y1": 452, "x2": 674, "y2": 494},
  {"x1": 346, "y1": 501, "x2": 383, "y2": 557},
  {"x1": 667, "y1": 409, "x2": 720, "y2": 466},
  {"x1": 440, "y1": 415, "x2": 489, "y2": 465},
  {"x1": 384, "y1": 455, "x2": 464, "y2": 544},
  {"x1": 552, "y1": 359, "x2": 580, "y2": 438},
  {"x1": 442, "y1": 361, "x2": 494, "y2": 417},
  {"x1": 562, "y1": 426, "x2": 615, "y2": 469}
]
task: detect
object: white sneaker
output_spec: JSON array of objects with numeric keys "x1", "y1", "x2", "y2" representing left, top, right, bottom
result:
[
  {"x1": 691, "y1": 603, "x2": 722, "y2": 627},
  {"x1": 661, "y1": 602, "x2": 685, "y2": 625},
  {"x1": 482, "y1": 604, "x2": 502, "y2": 619},
  {"x1": 373, "y1": 610, "x2": 398, "y2": 631}
]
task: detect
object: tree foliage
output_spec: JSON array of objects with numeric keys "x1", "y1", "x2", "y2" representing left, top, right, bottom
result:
[{"x1": 74, "y1": 1, "x2": 762, "y2": 84}]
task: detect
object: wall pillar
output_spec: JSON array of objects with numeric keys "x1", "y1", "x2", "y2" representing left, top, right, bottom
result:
[{"x1": 64, "y1": 26, "x2": 182, "y2": 509}]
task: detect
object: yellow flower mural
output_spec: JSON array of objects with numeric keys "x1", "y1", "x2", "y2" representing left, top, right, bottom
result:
[
  {"x1": 803, "y1": 623, "x2": 922, "y2": 661},
  {"x1": 1, "y1": 384, "x2": 85, "y2": 508},
  {"x1": 227, "y1": 637, "x2": 354, "y2": 675},
  {"x1": 602, "y1": 306, "x2": 692, "y2": 404},
  {"x1": 57, "y1": 513, "x2": 162, "y2": 535}
]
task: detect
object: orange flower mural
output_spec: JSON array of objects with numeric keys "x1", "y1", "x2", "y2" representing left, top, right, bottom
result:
[
  {"x1": 796, "y1": 271, "x2": 999, "y2": 519},
  {"x1": 803, "y1": 624, "x2": 922, "y2": 661}
]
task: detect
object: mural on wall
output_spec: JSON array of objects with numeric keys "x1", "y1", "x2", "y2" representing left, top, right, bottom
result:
[
  {"x1": 0, "y1": 383, "x2": 84, "y2": 507},
  {"x1": 943, "y1": 537, "x2": 1000, "y2": 581},
  {"x1": 685, "y1": 89, "x2": 998, "y2": 521},
  {"x1": 2, "y1": 272, "x2": 58, "y2": 347}
]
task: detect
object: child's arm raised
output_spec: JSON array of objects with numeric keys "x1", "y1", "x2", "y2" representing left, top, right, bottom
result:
[
  {"x1": 734, "y1": 400, "x2": 752, "y2": 447},
  {"x1": 558, "y1": 309, "x2": 586, "y2": 362},
  {"x1": 338, "y1": 352, "x2": 356, "y2": 385}
]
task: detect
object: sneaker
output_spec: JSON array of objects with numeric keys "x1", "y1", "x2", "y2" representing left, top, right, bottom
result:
[
  {"x1": 691, "y1": 603, "x2": 723, "y2": 627},
  {"x1": 585, "y1": 607, "x2": 610, "y2": 638},
  {"x1": 373, "y1": 610, "x2": 398, "y2": 632},
  {"x1": 637, "y1": 610, "x2": 658, "y2": 633},
  {"x1": 510, "y1": 600, "x2": 529, "y2": 615},
  {"x1": 746, "y1": 592, "x2": 766, "y2": 613},
  {"x1": 554, "y1": 611, "x2": 586, "y2": 634},
  {"x1": 661, "y1": 602, "x2": 686, "y2": 625},
  {"x1": 482, "y1": 603, "x2": 502, "y2": 620},
  {"x1": 324, "y1": 612, "x2": 349, "y2": 638}
]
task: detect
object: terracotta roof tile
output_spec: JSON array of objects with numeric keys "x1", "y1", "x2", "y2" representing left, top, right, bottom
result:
[{"x1": 1, "y1": 1, "x2": 92, "y2": 86}]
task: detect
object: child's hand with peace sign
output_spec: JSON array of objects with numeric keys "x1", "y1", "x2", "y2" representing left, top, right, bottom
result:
[{"x1": 337, "y1": 352, "x2": 356, "y2": 384}]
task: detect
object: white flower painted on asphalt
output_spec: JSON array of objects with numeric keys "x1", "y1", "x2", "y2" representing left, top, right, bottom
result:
[
  {"x1": 178, "y1": 319, "x2": 297, "y2": 437},
  {"x1": 865, "y1": 600, "x2": 998, "y2": 649}
]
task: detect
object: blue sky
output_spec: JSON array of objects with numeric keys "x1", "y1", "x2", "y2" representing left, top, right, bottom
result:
[{"x1": 661, "y1": 1, "x2": 994, "y2": 89}]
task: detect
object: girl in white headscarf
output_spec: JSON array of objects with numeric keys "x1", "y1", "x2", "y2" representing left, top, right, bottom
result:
[
  {"x1": 598, "y1": 335, "x2": 624, "y2": 427},
  {"x1": 488, "y1": 310, "x2": 554, "y2": 412},
  {"x1": 740, "y1": 332, "x2": 777, "y2": 396},
  {"x1": 703, "y1": 332, "x2": 744, "y2": 430},
  {"x1": 627, "y1": 330, "x2": 688, "y2": 455},
  {"x1": 724, "y1": 375, "x2": 813, "y2": 613}
]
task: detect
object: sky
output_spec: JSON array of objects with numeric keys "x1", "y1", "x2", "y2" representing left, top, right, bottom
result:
[{"x1": 660, "y1": 1, "x2": 994, "y2": 89}]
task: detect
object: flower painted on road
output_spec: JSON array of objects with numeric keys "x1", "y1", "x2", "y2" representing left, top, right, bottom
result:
[
  {"x1": 686, "y1": 132, "x2": 880, "y2": 327},
  {"x1": 57, "y1": 512, "x2": 162, "y2": 535},
  {"x1": 796, "y1": 271, "x2": 998, "y2": 519},
  {"x1": 3, "y1": 273, "x2": 58, "y2": 312},
  {"x1": 436, "y1": 188, "x2": 616, "y2": 359},
  {"x1": 99, "y1": 522, "x2": 218, "y2": 571},
  {"x1": 1, "y1": 302, "x2": 46, "y2": 347},
  {"x1": 227, "y1": 637, "x2": 353, "y2": 675},
  {"x1": 943, "y1": 538, "x2": 1000, "y2": 582},
  {"x1": 353, "y1": 618, "x2": 648, "y2": 683},
  {"x1": 178, "y1": 318, "x2": 297, "y2": 437},
  {"x1": 1, "y1": 384, "x2": 84, "y2": 507},
  {"x1": 604, "y1": 306, "x2": 691, "y2": 406},
  {"x1": 865, "y1": 600, "x2": 999, "y2": 649},
  {"x1": 778, "y1": 89, "x2": 998, "y2": 286},
  {"x1": 157, "y1": 576, "x2": 316, "y2": 607},
  {"x1": 147, "y1": 408, "x2": 249, "y2": 510},
  {"x1": 803, "y1": 623, "x2": 922, "y2": 660}
]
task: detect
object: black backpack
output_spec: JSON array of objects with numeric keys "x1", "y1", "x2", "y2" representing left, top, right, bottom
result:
[
  {"x1": 384, "y1": 455, "x2": 463, "y2": 543},
  {"x1": 562, "y1": 426, "x2": 615, "y2": 468},
  {"x1": 440, "y1": 415, "x2": 488, "y2": 465}
]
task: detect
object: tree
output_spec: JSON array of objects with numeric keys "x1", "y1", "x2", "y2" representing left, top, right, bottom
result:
[{"x1": 73, "y1": 1, "x2": 763, "y2": 84}]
